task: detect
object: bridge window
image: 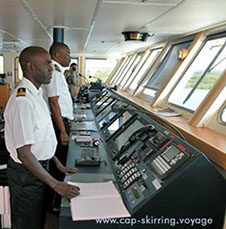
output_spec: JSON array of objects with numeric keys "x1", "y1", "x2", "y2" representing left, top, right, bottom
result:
[
  {"x1": 85, "y1": 58, "x2": 117, "y2": 83},
  {"x1": 114, "y1": 55, "x2": 133, "y2": 84},
  {"x1": 168, "y1": 35, "x2": 226, "y2": 112},
  {"x1": 70, "y1": 57, "x2": 78, "y2": 65},
  {"x1": 120, "y1": 52, "x2": 143, "y2": 89},
  {"x1": 129, "y1": 48, "x2": 162, "y2": 93},
  {"x1": 110, "y1": 57, "x2": 128, "y2": 84},
  {"x1": 143, "y1": 40, "x2": 192, "y2": 97}
]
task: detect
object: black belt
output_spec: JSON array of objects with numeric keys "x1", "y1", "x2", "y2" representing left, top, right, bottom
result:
[
  {"x1": 62, "y1": 117, "x2": 70, "y2": 122},
  {"x1": 39, "y1": 159, "x2": 50, "y2": 166}
]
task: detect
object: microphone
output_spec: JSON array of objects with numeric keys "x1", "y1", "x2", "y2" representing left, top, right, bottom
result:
[
  {"x1": 89, "y1": 76, "x2": 102, "y2": 83},
  {"x1": 79, "y1": 73, "x2": 89, "y2": 84}
]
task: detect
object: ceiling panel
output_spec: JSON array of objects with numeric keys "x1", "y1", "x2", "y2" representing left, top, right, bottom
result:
[
  {"x1": 24, "y1": 0, "x2": 98, "y2": 29},
  {"x1": 0, "y1": 0, "x2": 225, "y2": 55},
  {"x1": 90, "y1": 1, "x2": 174, "y2": 39},
  {"x1": 86, "y1": 0, "x2": 180, "y2": 53},
  {"x1": 140, "y1": 0, "x2": 226, "y2": 34},
  {"x1": 64, "y1": 30, "x2": 89, "y2": 53},
  {"x1": 0, "y1": 1, "x2": 50, "y2": 49}
]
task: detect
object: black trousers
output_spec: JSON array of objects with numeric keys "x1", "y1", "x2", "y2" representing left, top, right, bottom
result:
[
  {"x1": 47, "y1": 117, "x2": 70, "y2": 210},
  {"x1": 7, "y1": 158, "x2": 49, "y2": 229},
  {"x1": 50, "y1": 117, "x2": 70, "y2": 181}
]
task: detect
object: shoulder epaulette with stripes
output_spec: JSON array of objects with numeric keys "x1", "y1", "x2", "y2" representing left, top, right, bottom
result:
[
  {"x1": 16, "y1": 88, "x2": 26, "y2": 97},
  {"x1": 55, "y1": 64, "x2": 61, "y2": 72}
]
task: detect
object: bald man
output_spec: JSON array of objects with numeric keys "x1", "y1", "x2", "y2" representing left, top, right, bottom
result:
[{"x1": 4, "y1": 46, "x2": 80, "y2": 229}]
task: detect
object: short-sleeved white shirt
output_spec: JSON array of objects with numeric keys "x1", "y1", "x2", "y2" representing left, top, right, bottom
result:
[
  {"x1": 4, "y1": 78, "x2": 57, "y2": 163},
  {"x1": 42, "y1": 60, "x2": 74, "y2": 120}
]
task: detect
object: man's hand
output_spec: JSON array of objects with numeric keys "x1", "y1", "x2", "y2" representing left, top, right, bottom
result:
[
  {"x1": 53, "y1": 181, "x2": 80, "y2": 199},
  {"x1": 60, "y1": 131, "x2": 69, "y2": 145},
  {"x1": 53, "y1": 156, "x2": 78, "y2": 175}
]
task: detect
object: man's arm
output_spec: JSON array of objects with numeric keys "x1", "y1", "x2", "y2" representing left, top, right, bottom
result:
[
  {"x1": 48, "y1": 96, "x2": 69, "y2": 145},
  {"x1": 17, "y1": 145, "x2": 80, "y2": 199},
  {"x1": 52, "y1": 156, "x2": 78, "y2": 174}
]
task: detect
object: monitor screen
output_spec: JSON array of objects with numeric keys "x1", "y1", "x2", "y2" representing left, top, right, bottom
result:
[
  {"x1": 114, "y1": 119, "x2": 144, "y2": 151},
  {"x1": 96, "y1": 97, "x2": 114, "y2": 114},
  {"x1": 107, "y1": 111, "x2": 133, "y2": 136},
  {"x1": 95, "y1": 95, "x2": 109, "y2": 107},
  {"x1": 96, "y1": 100, "x2": 116, "y2": 122},
  {"x1": 98, "y1": 111, "x2": 117, "y2": 129}
]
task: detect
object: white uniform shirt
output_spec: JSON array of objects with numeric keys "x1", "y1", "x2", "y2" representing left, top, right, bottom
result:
[
  {"x1": 4, "y1": 78, "x2": 57, "y2": 163},
  {"x1": 42, "y1": 60, "x2": 74, "y2": 120}
]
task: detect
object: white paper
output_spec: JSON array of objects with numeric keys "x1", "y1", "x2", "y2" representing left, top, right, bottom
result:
[
  {"x1": 0, "y1": 186, "x2": 4, "y2": 214},
  {"x1": 153, "y1": 107, "x2": 182, "y2": 117},
  {"x1": 3, "y1": 187, "x2": 10, "y2": 214},
  {"x1": 68, "y1": 181, "x2": 131, "y2": 221}
]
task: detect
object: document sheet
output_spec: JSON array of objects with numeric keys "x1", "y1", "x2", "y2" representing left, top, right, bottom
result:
[{"x1": 68, "y1": 181, "x2": 131, "y2": 221}]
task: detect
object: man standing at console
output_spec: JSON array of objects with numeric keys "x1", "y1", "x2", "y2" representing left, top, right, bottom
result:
[
  {"x1": 4, "y1": 46, "x2": 80, "y2": 229},
  {"x1": 42, "y1": 43, "x2": 74, "y2": 210}
]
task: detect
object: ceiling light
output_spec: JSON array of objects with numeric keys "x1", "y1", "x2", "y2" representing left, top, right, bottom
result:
[{"x1": 122, "y1": 31, "x2": 152, "y2": 42}]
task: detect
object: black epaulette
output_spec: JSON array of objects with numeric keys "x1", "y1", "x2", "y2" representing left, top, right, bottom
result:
[
  {"x1": 16, "y1": 88, "x2": 26, "y2": 97},
  {"x1": 55, "y1": 64, "x2": 61, "y2": 72}
]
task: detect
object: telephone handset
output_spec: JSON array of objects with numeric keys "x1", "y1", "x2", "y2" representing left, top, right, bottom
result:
[{"x1": 117, "y1": 124, "x2": 155, "y2": 162}]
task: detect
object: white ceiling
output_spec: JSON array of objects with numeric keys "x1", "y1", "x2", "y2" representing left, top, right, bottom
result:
[{"x1": 0, "y1": 0, "x2": 225, "y2": 55}]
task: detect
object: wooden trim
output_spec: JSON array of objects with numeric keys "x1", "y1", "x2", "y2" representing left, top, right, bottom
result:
[
  {"x1": 0, "y1": 85, "x2": 10, "y2": 112},
  {"x1": 189, "y1": 70, "x2": 226, "y2": 126},
  {"x1": 79, "y1": 56, "x2": 84, "y2": 84}
]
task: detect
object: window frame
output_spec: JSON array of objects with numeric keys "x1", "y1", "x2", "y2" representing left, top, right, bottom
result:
[
  {"x1": 111, "y1": 56, "x2": 130, "y2": 84},
  {"x1": 119, "y1": 51, "x2": 144, "y2": 89},
  {"x1": 143, "y1": 39, "x2": 193, "y2": 95},
  {"x1": 130, "y1": 46, "x2": 164, "y2": 96},
  {"x1": 167, "y1": 32, "x2": 226, "y2": 113}
]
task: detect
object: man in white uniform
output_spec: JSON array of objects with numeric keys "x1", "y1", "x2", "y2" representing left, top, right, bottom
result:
[
  {"x1": 4, "y1": 46, "x2": 80, "y2": 229},
  {"x1": 42, "y1": 43, "x2": 73, "y2": 164},
  {"x1": 42, "y1": 42, "x2": 75, "y2": 210}
]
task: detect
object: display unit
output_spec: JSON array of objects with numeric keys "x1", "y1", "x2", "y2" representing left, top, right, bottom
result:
[
  {"x1": 101, "y1": 110, "x2": 134, "y2": 141},
  {"x1": 94, "y1": 97, "x2": 115, "y2": 116},
  {"x1": 96, "y1": 99, "x2": 117, "y2": 123},
  {"x1": 98, "y1": 111, "x2": 118, "y2": 129}
]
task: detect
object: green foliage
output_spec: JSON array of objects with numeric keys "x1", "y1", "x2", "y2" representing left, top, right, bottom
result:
[
  {"x1": 86, "y1": 69, "x2": 112, "y2": 83},
  {"x1": 185, "y1": 72, "x2": 221, "y2": 89}
]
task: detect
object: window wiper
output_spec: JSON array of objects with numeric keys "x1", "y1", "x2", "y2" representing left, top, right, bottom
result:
[
  {"x1": 182, "y1": 41, "x2": 226, "y2": 105},
  {"x1": 207, "y1": 56, "x2": 226, "y2": 73}
]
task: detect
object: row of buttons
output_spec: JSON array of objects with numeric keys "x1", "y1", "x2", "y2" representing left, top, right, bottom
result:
[
  {"x1": 152, "y1": 156, "x2": 171, "y2": 175},
  {"x1": 122, "y1": 172, "x2": 141, "y2": 189},
  {"x1": 117, "y1": 159, "x2": 142, "y2": 189},
  {"x1": 119, "y1": 167, "x2": 138, "y2": 178}
]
